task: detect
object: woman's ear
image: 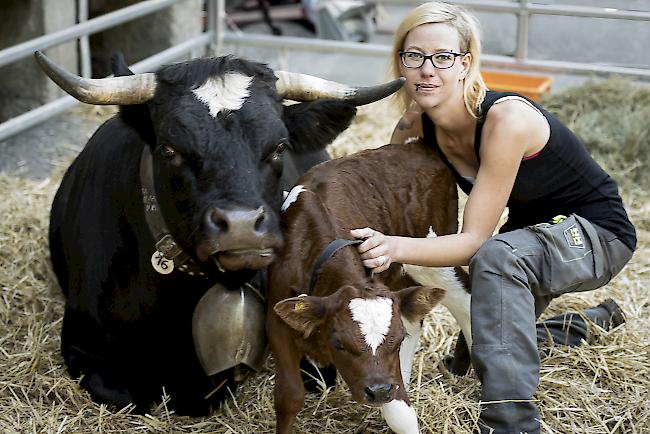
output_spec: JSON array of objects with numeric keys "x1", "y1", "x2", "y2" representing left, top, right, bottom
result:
[{"x1": 460, "y1": 53, "x2": 472, "y2": 80}]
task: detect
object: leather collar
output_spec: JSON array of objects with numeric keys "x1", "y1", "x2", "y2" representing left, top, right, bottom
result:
[
  {"x1": 140, "y1": 146, "x2": 207, "y2": 278},
  {"x1": 308, "y1": 239, "x2": 363, "y2": 294}
]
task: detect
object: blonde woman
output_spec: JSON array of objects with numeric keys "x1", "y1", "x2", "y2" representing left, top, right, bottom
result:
[{"x1": 352, "y1": 2, "x2": 635, "y2": 433}]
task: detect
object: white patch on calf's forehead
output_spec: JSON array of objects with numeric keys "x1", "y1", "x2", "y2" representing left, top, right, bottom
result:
[
  {"x1": 192, "y1": 72, "x2": 253, "y2": 117},
  {"x1": 281, "y1": 185, "x2": 306, "y2": 212},
  {"x1": 349, "y1": 297, "x2": 393, "y2": 355}
]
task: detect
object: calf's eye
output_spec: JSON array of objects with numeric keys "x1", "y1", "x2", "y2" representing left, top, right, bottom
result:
[{"x1": 331, "y1": 337, "x2": 345, "y2": 351}]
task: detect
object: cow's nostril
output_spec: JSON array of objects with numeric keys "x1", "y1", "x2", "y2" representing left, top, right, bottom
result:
[
  {"x1": 253, "y1": 206, "x2": 265, "y2": 231},
  {"x1": 210, "y1": 208, "x2": 229, "y2": 232},
  {"x1": 364, "y1": 383, "x2": 394, "y2": 403}
]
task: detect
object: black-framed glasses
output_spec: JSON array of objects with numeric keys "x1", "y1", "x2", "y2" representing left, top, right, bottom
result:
[{"x1": 399, "y1": 51, "x2": 465, "y2": 69}]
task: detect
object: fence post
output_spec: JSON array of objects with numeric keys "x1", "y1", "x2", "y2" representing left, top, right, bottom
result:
[
  {"x1": 515, "y1": 0, "x2": 529, "y2": 62},
  {"x1": 206, "y1": 0, "x2": 225, "y2": 54},
  {"x1": 78, "y1": 0, "x2": 92, "y2": 77}
]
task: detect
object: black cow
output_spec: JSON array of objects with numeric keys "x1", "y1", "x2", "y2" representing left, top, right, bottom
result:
[{"x1": 36, "y1": 51, "x2": 402, "y2": 415}]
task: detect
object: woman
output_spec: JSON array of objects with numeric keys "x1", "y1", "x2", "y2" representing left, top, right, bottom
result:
[{"x1": 351, "y1": 2, "x2": 636, "y2": 433}]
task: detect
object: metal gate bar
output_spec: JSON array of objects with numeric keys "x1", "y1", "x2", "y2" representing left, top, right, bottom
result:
[
  {"x1": 375, "y1": 0, "x2": 650, "y2": 21},
  {"x1": 0, "y1": 0, "x2": 189, "y2": 68},
  {"x1": 222, "y1": 33, "x2": 650, "y2": 79}
]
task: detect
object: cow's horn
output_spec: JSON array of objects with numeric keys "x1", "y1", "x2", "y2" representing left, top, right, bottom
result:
[
  {"x1": 34, "y1": 51, "x2": 156, "y2": 105},
  {"x1": 275, "y1": 71, "x2": 405, "y2": 106}
]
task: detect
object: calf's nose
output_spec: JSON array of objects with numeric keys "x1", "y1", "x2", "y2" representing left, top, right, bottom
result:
[{"x1": 364, "y1": 383, "x2": 394, "y2": 404}]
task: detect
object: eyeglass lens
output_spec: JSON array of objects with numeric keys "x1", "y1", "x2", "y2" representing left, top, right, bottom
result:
[{"x1": 401, "y1": 52, "x2": 458, "y2": 69}]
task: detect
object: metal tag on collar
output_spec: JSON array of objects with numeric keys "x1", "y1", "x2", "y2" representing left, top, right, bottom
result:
[{"x1": 156, "y1": 234, "x2": 184, "y2": 260}]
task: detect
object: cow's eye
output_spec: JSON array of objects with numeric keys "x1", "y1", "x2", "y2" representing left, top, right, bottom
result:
[
  {"x1": 266, "y1": 141, "x2": 286, "y2": 163},
  {"x1": 159, "y1": 145, "x2": 176, "y2": 159},
  {"x1": 266, "y1": 141, "x2": 287, "y2": 174}
]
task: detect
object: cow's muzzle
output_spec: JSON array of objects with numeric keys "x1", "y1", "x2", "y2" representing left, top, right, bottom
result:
[{"x1": 197, "y1": 206, "x2": 281, "y2": 270}]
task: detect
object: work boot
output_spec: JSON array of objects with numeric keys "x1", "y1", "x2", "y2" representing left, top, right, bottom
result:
[
  {"x1": 581, "y1": 298, "x2": 626, "y2": 330},
  {"x1": 537, "y1": 298, "x2": 626, "y2": 357},
  {"x1": 445, "y1": 299, "x2": 627, "y2": 369}
]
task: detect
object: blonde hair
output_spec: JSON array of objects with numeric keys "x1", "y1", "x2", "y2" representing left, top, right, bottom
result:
[{"x1": 389, "y1": 2, "x2": 487, "y2": 118}]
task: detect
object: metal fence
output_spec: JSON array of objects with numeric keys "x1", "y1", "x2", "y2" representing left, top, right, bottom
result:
[
  {"x1": 0, "y1": 0, "x2": 225, "y2": 142},
  {"x1": 222, "y1": 0, "x2": 650, "y2": 77},
  {"x1": 1, "y1": 0, "x2": 649, "y2": 143}
]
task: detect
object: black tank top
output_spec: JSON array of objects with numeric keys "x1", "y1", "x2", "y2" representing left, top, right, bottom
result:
[{"x1": 422, "y1": 91, "x2": 636, "y2": 251}]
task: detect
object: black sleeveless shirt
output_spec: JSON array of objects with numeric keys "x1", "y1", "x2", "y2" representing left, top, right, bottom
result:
[{"x1": 422, "y1": 90, "x2": 636, "y2": 251}]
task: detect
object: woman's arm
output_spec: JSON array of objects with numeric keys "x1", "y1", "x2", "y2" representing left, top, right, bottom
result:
[{"x1": 354, "y1": 100, "x2": 548, "y2": 271}]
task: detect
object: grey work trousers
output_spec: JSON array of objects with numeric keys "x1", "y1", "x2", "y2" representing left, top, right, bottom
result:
[{"x1": 469, "y1": 214, "x2": 633, "y2": 434}]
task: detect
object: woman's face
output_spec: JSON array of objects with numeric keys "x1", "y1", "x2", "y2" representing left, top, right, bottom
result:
[{"x1": 399, "y1": 22, "x2": 469, "y2": 110}]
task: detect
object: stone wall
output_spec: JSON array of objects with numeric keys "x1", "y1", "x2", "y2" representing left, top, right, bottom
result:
[
  {"x1": 89, "y1": 0, "x2": 202, "y2": 76},
  {"x1": 0, "y1": 0, "x2": 77, "y2": 122}
]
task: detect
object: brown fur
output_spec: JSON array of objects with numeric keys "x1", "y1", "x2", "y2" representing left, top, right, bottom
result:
[{"x1": 266, "y1": 140, "x2": 458, "y2": 433}]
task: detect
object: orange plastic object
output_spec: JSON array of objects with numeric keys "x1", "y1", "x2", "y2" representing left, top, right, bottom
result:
[{"x1": 481, "y1": 70, "x2": 553, "y2": 101}]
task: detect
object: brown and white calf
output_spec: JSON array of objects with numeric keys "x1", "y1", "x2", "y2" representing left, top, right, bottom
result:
[{"x1": 267, "y1": 140, "x2": 471, "y2": 434}]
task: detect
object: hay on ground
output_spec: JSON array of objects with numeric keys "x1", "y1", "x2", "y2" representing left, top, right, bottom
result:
[{"x1": 1, "y1": 78, "x2": 649, "y2": 433}]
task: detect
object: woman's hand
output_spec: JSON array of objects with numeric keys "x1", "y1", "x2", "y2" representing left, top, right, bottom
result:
[{"x1": 350, "y1": 227, "x2": 398, "y2": 273}]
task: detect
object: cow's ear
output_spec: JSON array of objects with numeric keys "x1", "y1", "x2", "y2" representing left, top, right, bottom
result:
[
  {"x1": 111, "y1": 52, "x2": 134, "y2": 76},
  {"x1": 282, "y1": 100, "x2": 357, "y2": 152},
  {"x1": 395, "y1": 286, "x2": 445, "y2": 323},
  {"x1": 274, "y1": 295, "x2": 332, "y2": 338},
  {"x1": 110, "y1": 52, "x2": 156, "y2": 144}
]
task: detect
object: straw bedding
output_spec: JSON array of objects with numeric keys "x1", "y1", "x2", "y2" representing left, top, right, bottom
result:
[{"x1": 1, "y1": 78, "x2": 649, "y2": 433}]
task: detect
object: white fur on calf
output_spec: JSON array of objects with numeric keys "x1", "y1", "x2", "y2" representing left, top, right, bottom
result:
[
  {"x1": 403, "y1": 264, "x2": 472, "y2": 349},
  {"x1": 381, "y1": 399, "x2": 420, "y2": 434},
  {"x1": 398, "y1": 316, "x2": 421, "y2": 389},
  {"x1": 281, "y1": 185, "x2": 306, "y2": 212},
  {"x1": 349, "y1": 297, "x2": 393, "y2": 355}
]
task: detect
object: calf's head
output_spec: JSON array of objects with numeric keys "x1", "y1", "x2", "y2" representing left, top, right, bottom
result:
[
  {"x1": 36, "y1": 52, "x2": 403, "y2": 272},
  {"x1": 274, "y1": 285, "x2": 445, "y2": 404}
]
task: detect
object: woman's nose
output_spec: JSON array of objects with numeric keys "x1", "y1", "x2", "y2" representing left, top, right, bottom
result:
[{"x1": 420, "y1": 59, "x2": 437, "y2": 76}]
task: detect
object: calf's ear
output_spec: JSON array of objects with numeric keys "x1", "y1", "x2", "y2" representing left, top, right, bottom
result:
[
  {"x1": 395, "y1": 286, "x2": 446, "y2": 323},
  {"x1": 282, "y1": 100, "x2": 357, "y2": 153},
  {"x1": 274, "y1": 295, "x2": 332, "y2": 338}
]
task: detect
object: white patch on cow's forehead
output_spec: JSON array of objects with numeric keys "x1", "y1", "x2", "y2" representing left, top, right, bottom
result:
[
  {"x1": 281, "y1": 185, "x2": 306, "y2": 212},
  {"x1": 192, "y1": 72, "x2": 253, "y2": 117},
  {"x1": 349, "y1": 297, "x2": 393, "y2": 355}
]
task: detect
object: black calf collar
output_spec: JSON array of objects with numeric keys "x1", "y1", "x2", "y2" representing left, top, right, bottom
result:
[
  {"x1": 308, "y1": 239, "x2": 363, "y2": 294},
  {"x1": 140, "y1": 146, "x2": 207, "y2": 278}
]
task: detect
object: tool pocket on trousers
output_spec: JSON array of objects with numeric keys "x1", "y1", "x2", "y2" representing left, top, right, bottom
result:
[{"x1": 531, "y1": 214, "x2": 605, "y2": 294}]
